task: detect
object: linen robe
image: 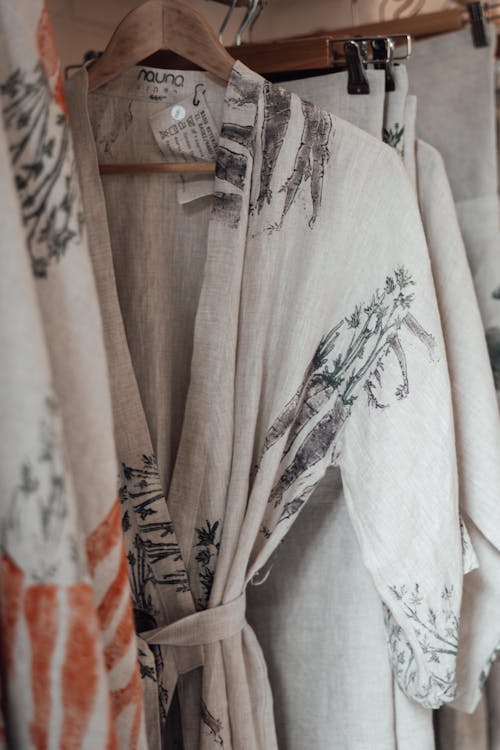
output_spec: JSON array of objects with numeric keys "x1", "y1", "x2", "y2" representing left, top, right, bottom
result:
[
  {"x1": 247, "y1": 69, "x2": 500, "y2": 750},
  {"x1": 66, "y1": 60, "x2": 464, "y2": 749},
  {"x1": 0, "y1": 1, "x2": 145, "y2": 747},
  {"x1": 407, "y1": 24, "x2": 500, "y2": 747}
]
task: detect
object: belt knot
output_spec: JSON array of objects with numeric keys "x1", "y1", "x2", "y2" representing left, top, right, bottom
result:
[{"x1": 140, "y1": 592, "x2": 246, "y2": 648}]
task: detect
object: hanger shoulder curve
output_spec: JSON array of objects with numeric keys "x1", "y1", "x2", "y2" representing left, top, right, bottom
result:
[{"x1": 87, "y1": 0, "x2": 236, "y2": 92}]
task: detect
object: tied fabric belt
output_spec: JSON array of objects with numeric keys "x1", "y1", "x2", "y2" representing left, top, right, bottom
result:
[
  {"x1": 140, "y1": 592, "x2": 247, "y2": 650},
  {"x1": 137, "y1": 594, "x2": 248, "y2": 745}
]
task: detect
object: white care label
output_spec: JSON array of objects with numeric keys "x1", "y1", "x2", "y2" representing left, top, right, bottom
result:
[{"x1": 149, "y1": 91, "x2": 219, "y2": 162}]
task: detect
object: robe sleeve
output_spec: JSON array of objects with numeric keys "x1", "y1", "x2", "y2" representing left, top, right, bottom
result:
[
  {"x1": 415, "y1": 139, "x2": 500, "y2": 713},
  {"x1": 336, "y1": 144, "x2": 463, "y2": 710}
]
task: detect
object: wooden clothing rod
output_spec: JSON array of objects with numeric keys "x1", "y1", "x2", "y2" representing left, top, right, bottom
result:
[
  {"x1": 99, "y1": 162, "x2": 216, "y2": 175},
  {"x1": 326, "y1": 8, "x2": 467, "y2": 40}
]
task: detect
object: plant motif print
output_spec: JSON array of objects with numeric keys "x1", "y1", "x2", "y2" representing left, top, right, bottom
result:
[
  {"x1": 213, "y1": 70, "x2": 260, "y2": 230},
  {"x1": 119, "y1": 455, "x2": 189, "y2": 617},
  {"x1": 255, "y1": 83, "x2": 292, "y2": 213},
  {"x1": 118, "y1": 454, "x2": 190, "y2": 724},
  {"x1": 383, "y1": 122, "x2": 405, "y2": 157},
  {"x1": 384, "y1": 584, "x2": 459, "y2": 708},
  {"x1": 260, "y1": 267, "x2": 436, "y2": 536},
  {"x1": 194, "y1": 519, "x2": 222, "y2": 609},
  {"x1": 0, "y1": 395, "x2": 128, "y2": 747},
  {"x1": 1, "y1": 395, "x2": 80, "y2": 582},
  {"x1": 0, "y1": 62, "x2": 84, "y2": 278},
  {"x1": 201, "y1": 699, "x2": 224, "y2": 747},
  {"x1": 279, "y1": 100, "x2": 333, "y2": 230}
]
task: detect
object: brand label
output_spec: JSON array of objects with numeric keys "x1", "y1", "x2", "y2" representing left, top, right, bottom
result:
[{"x1": 137, "y1": 69, "x2": 185, "y2": 87}]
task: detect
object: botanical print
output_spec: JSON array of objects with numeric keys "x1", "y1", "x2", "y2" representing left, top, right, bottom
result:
[
  {"x1": 119, "y1": 455, "x2": 189, "y2": 613},
  {"x1": 213, "y1": 192, "x2": 243, "y2": 230},
  {"x1": 485, "y1": 326, "x2": 500, "y2": 390},
  {"x1": 383, "y1": 122, "x2": 405, "y2": 157},
  {"x1": 194, "y1": 519, "x2": 222, "y2": 609},
  {"x1": 215, "y1": 146, "x2": 247, "y2": 191},
  {"x1": 213, "y1": 70, "x2": 260, "y2": 230},
  {"x1": 226, "y1": 71, "x2": 260, "y2": 110},
  {"x1": 279, "y1": 100, "x2": 333, "y2": 229},
  {"x1": 260, "y1": 267, "x2": 436, "y2": 535},
  {"x1": 0, "y1": 62, "x2": 84, "y2": 278},
  {"x1": 384, "y1": 583, "x2": 458, "y2": 708},
  {"x1": 1, "y1": 395, "x2": 79, "y2": 582},
  {"x1": 220, "y1": 121, "x2": 256, "y2": 154},
  {"x1": 256, "y1": 83, "x2": 292, "y2": 213},
  {"x1": 0, "y1": 396, "x2": 135, "y2": 746},
  {"x1": 119, "y1": 454, "x2": 189, "y2": 727},
  {"x1": 201, "y1": 699, "x2": 224, "y2": 747}
]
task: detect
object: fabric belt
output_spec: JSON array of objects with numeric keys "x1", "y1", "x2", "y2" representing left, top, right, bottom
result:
[{"x1": 140, "y1": 592, "x2": 247, "y2": 648}]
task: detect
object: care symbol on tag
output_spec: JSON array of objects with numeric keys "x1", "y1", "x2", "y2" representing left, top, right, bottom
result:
[{"x1": 171, "y1": 104, "x2": 186, "y2": 121}]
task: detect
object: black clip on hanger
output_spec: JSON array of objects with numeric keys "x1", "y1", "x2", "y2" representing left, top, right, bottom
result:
[
  {"x1": 467, "y1": 2, "x2": 488, "y2": 47},
  {"x1": 344, "y1": 40, "x2": 370, "y2": 95},
  {"x1": 371, "y1": 37, "x2": 395, "y2": 92}
]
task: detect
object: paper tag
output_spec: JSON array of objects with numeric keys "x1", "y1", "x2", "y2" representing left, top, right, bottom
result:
[{"x1": 149, "y1": 92, "x2": 218, "y2": 162}]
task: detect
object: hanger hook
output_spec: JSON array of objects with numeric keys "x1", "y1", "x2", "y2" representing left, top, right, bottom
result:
[
  {"x1": 248, "y1": 0, "x2": 265, "y2": 40},
  {"x1": 218, "y1": 0, "x2": 238, "y2": 43},
  {"x1": 235, "y1": 0, "x2": 260, "y2": 46}
]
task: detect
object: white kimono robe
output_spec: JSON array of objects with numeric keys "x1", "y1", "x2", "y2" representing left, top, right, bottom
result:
[
  {"x1": 247, "y1": 69, "x2": 500, "y2": 750},
  {"x1": 66, "y1": 61, "x2": 463, "y2": 749},
  {"x1": 407, "y1": 26, "x2": 500, "y2": 748}
]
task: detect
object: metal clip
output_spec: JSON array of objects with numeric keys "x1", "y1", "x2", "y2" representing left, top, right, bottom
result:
[
  {"x1": 371, "y1": 37, "x2": 396, "y2": 92},
  {"x1": 467, "y1": 2, "x2": 488, "y2": 47},
  {"x1": 344, "y1": 40, "x2": 370, "y2": 95}
]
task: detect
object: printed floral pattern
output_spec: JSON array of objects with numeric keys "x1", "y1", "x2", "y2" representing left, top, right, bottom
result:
[
  {"x1": 259, "y1": 267, "x2": 436, "y2": 539},
  {"x1": 384, "y1": 583, "x2": 458, "y2": 708},
  {"x1": 383, "y1": 122, "x2": 405, "y2": 157},
  {"x1": 0, "y1": 62, "x2": 84, "y2": 278},
  {"x1": 1, "y1": 395, "x2": 79, "y2": 581},
  {"x1": 119, "y1": 454, "x2": 189, "y2": 725},
  {"x1": 194, "y1": 519, "x2": 222, "y2": 609},
  {"x1": 201, "y1": 699, "x2": 224, "y2": 746}
]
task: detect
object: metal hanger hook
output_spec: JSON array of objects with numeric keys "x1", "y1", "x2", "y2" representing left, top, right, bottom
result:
[
  {"x1": 218, "y1": 0, "x2": 238, "y2": 43},
  {"x1": 235, "y1": 0, "x2": 260, "y2": 46},
  {"x1": 248, "y1": 0, "x2": 265, "y2": 40}
]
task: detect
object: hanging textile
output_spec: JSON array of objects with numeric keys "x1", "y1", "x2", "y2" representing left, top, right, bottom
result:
[
  {"x1": 65, "y1": 59, "x2": 465, "y2": 749},
  {"x1": 247, "y1": 64, "x2": 500, "y2": 750},
  {"x1": 0, "y1": 3, "x2": 145, "y2": 747},
  {"x1": 406, "y1": 24, "x2": 500, "y2": 748},
  {"x1": 406, "y1": 25, "x2": 500, "y2": 396}
]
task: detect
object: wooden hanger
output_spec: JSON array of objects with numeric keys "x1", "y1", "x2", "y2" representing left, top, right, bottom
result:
[{"x1": 87, "y1": 0, "x2": 237, "y2": 175}]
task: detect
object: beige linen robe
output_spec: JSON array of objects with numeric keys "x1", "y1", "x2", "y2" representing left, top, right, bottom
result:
[
  {"x1": 0, "y1": 1, "x2": 145, "y2": 747},
  {"x1": 65, "y1": 60, "x2": 465, "y2": 749},
  {"x1": 407, "y1": 25, "x2": 500, "y2": 748},
  {"x1": 247, "y1": 70, "x2": 500, "y2": 750}
]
